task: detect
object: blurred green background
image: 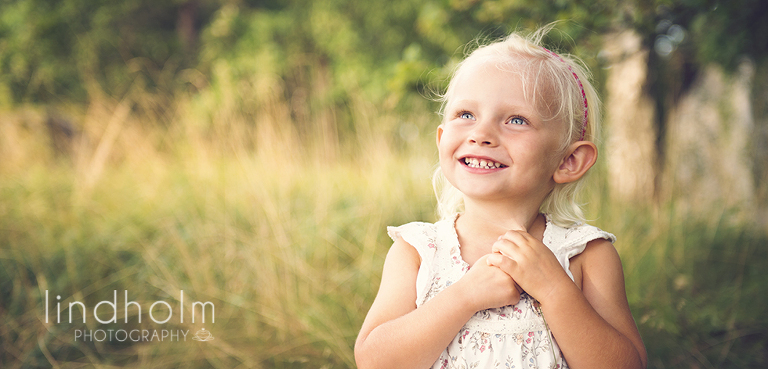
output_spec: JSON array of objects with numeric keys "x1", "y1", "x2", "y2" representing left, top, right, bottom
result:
[{"x1": 1, "y1": 0, "x2": 767, "y2": 368}]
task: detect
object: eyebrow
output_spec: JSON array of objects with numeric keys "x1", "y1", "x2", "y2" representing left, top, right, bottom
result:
[{"x1": 448, "y1": 99, "x2": 537, "y2": 116}]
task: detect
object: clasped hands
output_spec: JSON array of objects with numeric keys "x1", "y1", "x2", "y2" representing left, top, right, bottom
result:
[{"x1": 458, "y1": 227, "x2": 569, "y2": 312}]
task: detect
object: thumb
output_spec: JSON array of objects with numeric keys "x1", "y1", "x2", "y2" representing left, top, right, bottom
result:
[{"x1": 509, "y1": 220, "x2": 526, "y2": 233}]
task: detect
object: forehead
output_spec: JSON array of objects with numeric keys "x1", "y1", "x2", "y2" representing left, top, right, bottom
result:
[
  {"x1": 447, "y1": 57, "x2": 557, "y2": 118},
  {"x1": 454, "y1": 58, "x2": 522, "y2": 85},
  {"x1": 447, "y1": 60, "x2": 532, "y2": 108}
]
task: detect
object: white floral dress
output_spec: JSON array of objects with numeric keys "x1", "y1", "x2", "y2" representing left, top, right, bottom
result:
[{"x1": 387, "y1": 214, "x2": 616, "y2": 369}]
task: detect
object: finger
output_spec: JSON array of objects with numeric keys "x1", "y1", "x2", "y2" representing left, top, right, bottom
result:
[
  {"x1": 486, "y1": 252, "x2": 517, "y2": 275},
  {"x1": 508, "y1": 222, "x2": 525, "y2": 233},
  {"x1": 494, "y1": 230, "x2": 529, "y2": 251},
  {"x1": 485, "y1": 252, "x2": 504, "y2": 265},
  {"x1": 500, "y1": 229, "x2": 531, "y2": 243},
  {"x1": 491, "y1": 238, "x2": 517, "y2": 257}
]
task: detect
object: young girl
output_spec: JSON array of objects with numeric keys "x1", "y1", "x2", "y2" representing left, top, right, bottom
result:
[{"x1": 355, "y1": 26, "x2": 647, "y2": 369}]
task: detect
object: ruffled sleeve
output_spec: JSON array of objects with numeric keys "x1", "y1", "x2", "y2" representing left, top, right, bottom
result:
[
  {"x1": 387, "y1": 222, "x2": 439, "y2": 306},
  {"x1": 543, "y1": 219, "x2": 617, "y2": 281}
]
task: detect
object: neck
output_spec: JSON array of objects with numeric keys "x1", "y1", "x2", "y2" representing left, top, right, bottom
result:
[{"x1": 460, "y1": 197, "x2": 542, "y2": 235}]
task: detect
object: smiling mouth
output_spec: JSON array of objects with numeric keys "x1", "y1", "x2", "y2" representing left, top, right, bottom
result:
[{"x1": 462, "y1": 157, "x2": 507, "y2": 169}]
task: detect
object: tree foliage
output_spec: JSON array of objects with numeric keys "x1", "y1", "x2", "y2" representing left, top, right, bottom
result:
[
  {"x1": 1, "y1": 0, "x2": 766, "y2": 113},
  {"x1": 0, "y1": 0, "x2": 220, "y2": 103}
]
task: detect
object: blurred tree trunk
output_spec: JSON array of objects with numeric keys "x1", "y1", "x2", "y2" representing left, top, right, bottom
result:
[
  {"x1": 753, "y1": 61, "x2": 768, "y2": 226},
  {"x1": 603, "y1": 30, "x2": 658, "y2": 203},
  {"x1": 662, "y1": 60, "x2": 758, "y2": 221},
  {"x1": 602, "y1": 30, "x2": 766, "y2": 225},
  {"x1": 178, "y1": 0, "x2": 198, "y2": 53}
]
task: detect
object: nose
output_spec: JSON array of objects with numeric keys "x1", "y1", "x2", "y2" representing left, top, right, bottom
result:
[{"x1": 468, "y1": 121, "x2": 497, "y2": 146}]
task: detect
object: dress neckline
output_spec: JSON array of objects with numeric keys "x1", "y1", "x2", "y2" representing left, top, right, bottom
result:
[{"x1": 445, "y1": 213, "x2": 552, "y2": 270}]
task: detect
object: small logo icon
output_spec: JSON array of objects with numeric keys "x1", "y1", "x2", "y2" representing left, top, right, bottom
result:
[{"x1": 192, "y1": 328, "x2": 214, "y2": 342}]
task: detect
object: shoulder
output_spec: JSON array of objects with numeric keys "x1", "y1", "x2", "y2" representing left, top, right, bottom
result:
[
  {"x1": 578, "y1": 237, "x2": 622, "y2": 273},
  {"x1": 569, "y1": 234, "x2": 627, "y2": 316},
  {"x1": 383, "y1": 235, "x2": 422, "y2": 277},
  {"x1": 375, "y1": 224, "x2": 432, "y2": 304},
  {"x1": 543, "y1": 216, "x2": 616, "y2": 256},
  {"x1": 576, "y1": 237, "x2": 621, "y2": 271},
  {"x1": 570, "y1": 236, "x2": 624, "y2": 295},
  {"x1": 387, "y1": 220, "x2": 439, "y2": 242},
  {"x1": 387, "y1": 218, "x2": 454, "y2": 252}
]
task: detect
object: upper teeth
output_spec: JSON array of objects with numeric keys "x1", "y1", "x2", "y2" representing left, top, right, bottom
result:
[{"x1": 464, "y1": 157, "x2": 502, "y2": 169}]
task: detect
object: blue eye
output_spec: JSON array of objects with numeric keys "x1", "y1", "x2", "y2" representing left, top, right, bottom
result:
[
  {"x1": 508, "y1": 117, "x2": 526, "y2": 125},
  {"x1": 459, "y1": 112, "x2": 475, "y2": 120}
]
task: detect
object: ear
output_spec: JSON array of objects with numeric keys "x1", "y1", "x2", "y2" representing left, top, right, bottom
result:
[
  {"x1": 436, "y1": 124, "x2": 444, "y2": 146},
  {"x1": 553, "y1": 141, "x2": 598, "y2": 184}
]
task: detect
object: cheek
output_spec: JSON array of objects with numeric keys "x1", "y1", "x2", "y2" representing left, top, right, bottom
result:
[
  {"x1": 516, "y1": 140, "x2": 562, "y2": 172},
  {"x1": 436, "y1": 131, "x2": 458, "y2": 154},
  {"x1": 438, "y1": 148, "x2": 455, "y2": 166}
]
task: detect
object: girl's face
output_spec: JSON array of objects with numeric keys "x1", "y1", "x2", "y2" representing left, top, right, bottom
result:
[{"x1": 437, "y1": 60, "x2": 567, "y2": 206}]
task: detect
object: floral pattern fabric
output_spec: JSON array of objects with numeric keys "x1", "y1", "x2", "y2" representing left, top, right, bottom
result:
[{"x1": 387, "y1": 214, "x2": 616, "y2": 369}]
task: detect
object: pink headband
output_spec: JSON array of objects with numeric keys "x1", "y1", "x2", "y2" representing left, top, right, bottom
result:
[{"x1": 541, "y1": 47, "x2": 588, "y2": 141}]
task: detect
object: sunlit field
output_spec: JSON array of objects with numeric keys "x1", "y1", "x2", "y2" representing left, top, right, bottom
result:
[{"x1": 1, "y1": 96, "x2": 766, "y2": 368}]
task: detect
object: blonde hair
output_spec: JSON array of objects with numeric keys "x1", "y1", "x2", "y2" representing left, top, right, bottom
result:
[{"x1": 432, "y1": 25, "x2": 601, "y2": 227}]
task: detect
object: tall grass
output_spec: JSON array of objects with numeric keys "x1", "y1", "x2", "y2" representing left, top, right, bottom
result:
[
  {"x1": 582, "y1": 168, "x2": 768, "y2": 368},
  {"x1": 1, "y1": 93, "x2": 766, "y2": 369},
  {"x1": 0, "y1": 95, "x2": 437, "y2": 368}
]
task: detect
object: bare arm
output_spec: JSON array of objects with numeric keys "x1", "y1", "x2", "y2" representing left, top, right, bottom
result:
[
  {"x1": 542, "y1": 239, "x2": 647, "y2": 369},
  {"x1": 490, "y1": 233, "x2": 647, "y2": 369},
  {"x1": 355, "y1": 237, "x2": 520, "y2": 369}
]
